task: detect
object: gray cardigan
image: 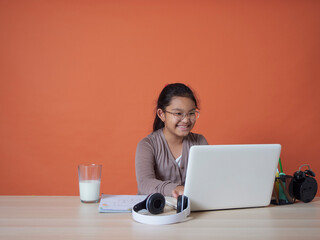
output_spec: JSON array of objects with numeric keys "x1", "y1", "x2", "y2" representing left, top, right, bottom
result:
[{"x1": 135, "y1": 129, "x2": 208, "y2": 196}]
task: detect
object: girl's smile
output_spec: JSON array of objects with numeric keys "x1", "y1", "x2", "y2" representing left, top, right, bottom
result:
[{"x1": 176, "y1": 123, "x2": 192, "y2": 131}]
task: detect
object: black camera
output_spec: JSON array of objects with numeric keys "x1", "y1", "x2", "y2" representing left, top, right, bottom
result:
[{"x1": 289, "y1": 164, "x2": 318, "y2": 203}]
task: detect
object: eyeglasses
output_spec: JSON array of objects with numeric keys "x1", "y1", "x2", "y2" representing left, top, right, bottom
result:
[{"x1": 164, "y1": 110, "x2": 200, "y2": 121}]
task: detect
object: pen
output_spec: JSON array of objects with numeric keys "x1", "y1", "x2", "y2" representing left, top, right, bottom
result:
[
  {"x1": 279, "y1": 158, "x2": 283, "y2": 173},
  {"x1": 275, "y1": 169, "x2": 279, "y2": 197},
  {"x1": 278, "y1": 157, "x2": 287, "y2": 203}
]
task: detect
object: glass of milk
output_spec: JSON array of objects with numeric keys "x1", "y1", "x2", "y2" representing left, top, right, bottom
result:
[{"x1": 78, "y1": 164, "x2": 102, "y2": 203}]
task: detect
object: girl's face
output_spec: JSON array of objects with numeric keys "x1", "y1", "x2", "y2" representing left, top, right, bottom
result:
[{"x1": 158, "y1": 96, "x2": 197, "y2": 139}]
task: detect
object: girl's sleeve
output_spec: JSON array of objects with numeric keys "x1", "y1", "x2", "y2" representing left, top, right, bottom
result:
[
  {"x1": 198, "y1": 134, "x2": 209, "y2": 145},
  {"x1": 135, "y1": 138, "x2": 179, "y2": 196}
]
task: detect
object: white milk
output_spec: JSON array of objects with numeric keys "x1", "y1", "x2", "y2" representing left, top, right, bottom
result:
[{"x1": 79, "y1": 180, "x2": 101, "y2": 202}]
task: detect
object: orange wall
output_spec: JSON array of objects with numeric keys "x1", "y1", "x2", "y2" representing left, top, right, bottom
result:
[{"x1": 0, "y1": 0, "x2": 319, "y2": 196}]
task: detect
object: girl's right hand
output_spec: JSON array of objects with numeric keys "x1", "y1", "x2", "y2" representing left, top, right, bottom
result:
[{"x1": 171, "y1": 185, "x2": 184, "y2": 199}]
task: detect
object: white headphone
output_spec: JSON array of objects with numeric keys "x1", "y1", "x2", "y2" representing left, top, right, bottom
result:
[{"x1": 132, "y1": 193, "x2": 190, "y2": 225}]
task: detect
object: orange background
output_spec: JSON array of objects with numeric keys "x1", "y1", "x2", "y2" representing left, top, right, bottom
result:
[{"x1": 0, "y1": 0, "x2": 319, "y2": 196}]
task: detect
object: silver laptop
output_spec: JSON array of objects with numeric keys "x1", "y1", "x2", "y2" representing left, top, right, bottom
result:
[{"x1": 184, "y1": 144, "x2": 281, "y2": 211}]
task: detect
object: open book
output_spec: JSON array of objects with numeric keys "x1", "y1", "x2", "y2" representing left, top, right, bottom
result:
[{"x1": 99, "y1": 194, "x2": 147, "y2": 213}]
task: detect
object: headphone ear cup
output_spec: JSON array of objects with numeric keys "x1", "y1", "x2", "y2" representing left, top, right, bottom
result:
[
  {"x1": 146, "y1": 193, "x2": 165, "y2": 214},
  {"x1": 177, "y1": 195, "x2": 188, "y2": 213}
]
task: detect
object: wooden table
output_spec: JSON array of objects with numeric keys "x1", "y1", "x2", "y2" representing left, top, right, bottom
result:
[{"x1": 0, "y1": 196, "x2": 319, "y2": 240}]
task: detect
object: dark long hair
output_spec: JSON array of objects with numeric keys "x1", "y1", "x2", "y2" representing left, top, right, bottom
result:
[{"x1": 153, "y1": 83, "x2": 198, "y2": 132}]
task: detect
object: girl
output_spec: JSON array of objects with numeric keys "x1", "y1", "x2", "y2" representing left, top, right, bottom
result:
[{"x1": 135, "y1": 83, "x2": 208, "y2": 198}]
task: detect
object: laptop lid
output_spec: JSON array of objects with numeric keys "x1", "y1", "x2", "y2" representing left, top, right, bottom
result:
[{"x1": 184, "y1": 144, "x2": 281, "y2": 211}]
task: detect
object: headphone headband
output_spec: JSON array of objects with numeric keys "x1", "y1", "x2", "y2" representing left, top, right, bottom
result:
[{"x1": 132, "y1": 194, "x2": 190, "y2": 225}]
